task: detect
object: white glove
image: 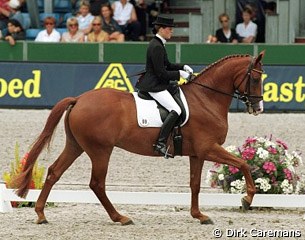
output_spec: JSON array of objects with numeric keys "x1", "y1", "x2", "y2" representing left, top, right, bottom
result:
[
  {"x1": 179, "y1": 70, "x2": 190, "y2": 79},
  {"x1": 183, "y1": 65, "x2": 193, "y2": 74}
]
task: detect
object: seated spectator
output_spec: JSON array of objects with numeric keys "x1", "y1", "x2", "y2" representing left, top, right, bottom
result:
[
  {"x1": 77, "y1": 1, "x2": 94, "y2": 35},
  {"x1": 101, "y1": 3, "x2": 124, "y2": 42},
  {"x1": 112, "y1": 0, "x2": 141, "y2": 41},
  {"x1": 8, "y1": 0, "x2": 30, "y2": 29},
  {"x1": 0, "y1": 29, "x2": 2, "y2": 38},
  {"x1": 0, "y1": 0, "x2": 11, "y2": 30},
  {"x1": 35, "y1": 16, "x2": 61, "y2": 42},
  {"x1": 87, "y1": 16, "x2": 109, "y2": 42},
  {"x1": 61, "y1": 17, "x2": 85, "y2": 42},
  {"x1": 215, "y1": 13, "x2": 238, "y2": 43},
  {"x1": 90, "y1": 0, "x2": 108, "y2": 16},
  {"x1": 236, "y1": 8, "x2": 257, "y2": 43},
  {"x1": 4, "y1": 18, "x2": 25, "y2": 45}
]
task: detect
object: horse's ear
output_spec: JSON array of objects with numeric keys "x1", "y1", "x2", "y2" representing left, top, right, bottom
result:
[{"x1": 255, "y1": 50, "x2": 265, "y2": 65}]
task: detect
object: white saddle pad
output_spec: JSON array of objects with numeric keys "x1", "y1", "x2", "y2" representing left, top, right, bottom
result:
[{"x1": 132, "y1": 88, "x2": 189, "y2": 128}]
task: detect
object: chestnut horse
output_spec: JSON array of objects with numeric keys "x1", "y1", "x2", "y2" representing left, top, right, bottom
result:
[{"x1": 15, "y1": 52, "x2": 265, "y2": 225}]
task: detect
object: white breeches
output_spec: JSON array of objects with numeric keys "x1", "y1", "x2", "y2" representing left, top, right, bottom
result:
[{"x1": 148, "y1": 90, "x2": 182, "y2": 115}]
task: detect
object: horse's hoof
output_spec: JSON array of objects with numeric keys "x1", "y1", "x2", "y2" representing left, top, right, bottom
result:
[
  {"x1": 241, "y1": 197, "x2": 251, "y2": 212},
  {"x1": 121, "y1": 219, "x2": 134, "y2": 226},
  {"x1": 36, "y1": 219, "x2": 48, "y2": 224},
  {"x1": 201, "y1": 218, "x2": 214, "y2": 225}
]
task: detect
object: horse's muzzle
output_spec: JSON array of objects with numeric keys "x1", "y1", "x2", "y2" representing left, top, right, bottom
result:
[{"x1": 248, "y1": 100, "x2": 264, "y2": 115}]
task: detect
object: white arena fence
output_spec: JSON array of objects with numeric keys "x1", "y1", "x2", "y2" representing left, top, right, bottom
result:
[{"x1": 0, "y1": 183, "x2": 304, "y2": 219}]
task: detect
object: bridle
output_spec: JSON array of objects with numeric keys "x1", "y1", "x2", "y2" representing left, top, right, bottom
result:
[{"x1": 190, "y1": 57, "x2": 264, "y2": 107}]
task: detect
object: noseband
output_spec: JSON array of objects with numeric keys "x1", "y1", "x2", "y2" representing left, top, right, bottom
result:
[{"x1": 190, "y1": 57, "x2": 264, "y2": 107}]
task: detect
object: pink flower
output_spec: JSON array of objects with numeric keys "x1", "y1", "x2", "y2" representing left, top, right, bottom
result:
[
  {"x1": 243, "y1": 137, "x2": 257, "y2": 147},
  {"x1": 276, "y1": 139, "x2": 288, "y2": 150},
  {"x1": 283, "y1": 168, "x2": 292, "y2": 181},
  {"x1": 213, "y1": 162, "x2": 221, "y2": 168},
  {"x1": 242, "y1": 147, "x2": 256, "y2": 160},
  {"x1": 229, "y1": 166, "x2": 239, "y2": 174},
  {"x1": 20, "y1": 153, "x2": 29, "y2": 166},
  {"x1": 262, "y1": 161, "x2": 276, "y2": 174},
  {"x1": 267, "y1": 147, "x2": 277, "y2": 154}
]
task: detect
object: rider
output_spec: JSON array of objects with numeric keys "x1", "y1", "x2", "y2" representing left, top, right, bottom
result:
[{"x1": 135, "y1": 16, "x2": 193, "y2": 158}]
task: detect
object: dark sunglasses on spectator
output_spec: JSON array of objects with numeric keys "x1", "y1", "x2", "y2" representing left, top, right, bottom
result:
[
  {"x1": 220, "y1": 20, "x2": 228, "y2": 23},
  {"x1": 45, "y1": 22, "x2": 54, "y2": 26},
  {"x1": 69, "y1": 24, "x2": 78, "y2": 27},
  {"x1": 92, "y1": 23, "x2": 101, "y2": 26}
]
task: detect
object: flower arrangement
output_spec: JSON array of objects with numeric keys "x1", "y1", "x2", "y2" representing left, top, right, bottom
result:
[
  {"x1": 2, "y1": 142, "x2": 45, "y2": 207},
  {"x1": 208, "y1": 136, "x2": 305, "y2": 194}
]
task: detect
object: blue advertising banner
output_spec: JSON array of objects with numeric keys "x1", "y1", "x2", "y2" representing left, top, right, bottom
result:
[{"x1": 0, "y1": 62, "x2": 304, "y2": 111}]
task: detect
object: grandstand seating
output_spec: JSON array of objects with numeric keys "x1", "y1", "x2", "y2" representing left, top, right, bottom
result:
[
  {"x1": 21, "y1": 13, "x2": 31, "y2": 29},
  {"x1": 25, "y1": 28, "x2": 41, "y2": 40},
  {"x1": 54, "y1": 0, "x2": 72, "y2": 13}
]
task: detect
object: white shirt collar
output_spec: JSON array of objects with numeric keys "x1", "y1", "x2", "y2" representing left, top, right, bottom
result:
[{"x1": 156, "y1": 34, "x2": 166, "y2": 45}]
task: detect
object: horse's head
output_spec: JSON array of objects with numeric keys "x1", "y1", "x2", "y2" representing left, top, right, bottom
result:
[{"x1": 235, "y1": 51, "x2": 265, "y2": 115}]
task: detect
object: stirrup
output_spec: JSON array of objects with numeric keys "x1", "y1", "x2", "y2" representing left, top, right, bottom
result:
[{"x1": 153, "y1": 144, "x2": 174, "y2": 159}]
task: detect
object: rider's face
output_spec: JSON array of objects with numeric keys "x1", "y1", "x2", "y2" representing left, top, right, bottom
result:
[{"x1": 160, "y1": 27, "x2": 173, "y2": 40}]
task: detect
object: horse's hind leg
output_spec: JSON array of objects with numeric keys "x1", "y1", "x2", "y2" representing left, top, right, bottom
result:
[
  {"x1": 88, "y1": 148, "x2": 133, "y2": 225},
  {"x1": 35, "y1": 138, "x2": 83, "y2": 224},
  {"x1": 189, "y1": 156, "x2": 214, "y2": 224}
]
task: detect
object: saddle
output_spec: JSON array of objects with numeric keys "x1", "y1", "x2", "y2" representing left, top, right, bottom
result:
[{"x1": 132, "y1": 87, "x2": 189, "y2": 156}]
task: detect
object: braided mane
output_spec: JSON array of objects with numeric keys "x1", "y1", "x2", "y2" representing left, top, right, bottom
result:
[{"x1": 195, "y1": 54, "x2": 251, "y2": 79}]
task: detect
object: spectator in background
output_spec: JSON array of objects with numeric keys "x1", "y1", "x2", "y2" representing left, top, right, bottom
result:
[
  {"x1": 112, "y1": 0, "x2": 141, "y2": 41},
  {"x1": 87, "y1": 16, "x2": 109, "y2": 42},
  {"x1": 264, "y1": 1, "x2": 276, "y2": 15},
  {"x1": 215, "y1": 13, "x2": 238, "y2": 43},
  {"x1": 130, "y1": 0, "x2": 147, "y2": 41},
  {"x1": 236, "y1": 8, "x2": 257, "y2": 43},
  {"x1": 35, "y1": 16, "x2": 61, "y2": 42},
  {"x1": 4, "y1": 18, "x2": 25, "y2": 45},
  {"x1": 101, "y1": 3, "x2": 124, "y2": 42},
  {"x1": 0, "y1": 0, "x2": 11, "y2": 30},
  {"x1": 90, "y1": 0, "x2": 108, "y2": 16},
  {"x1": 61, "y1": 17, "x2": 85, "y2": 42},
  {"x1": 8, "y1": 0, "x2": 30, "y2": 30},
  {"x1": 77, "y1": 1, "x2": 94, "y2": 35},
  {"x1": 0, "y1": 29, "x2": 2, "y2": 38}
]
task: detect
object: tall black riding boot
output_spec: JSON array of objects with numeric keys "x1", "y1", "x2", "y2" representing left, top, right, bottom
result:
[{"x1": 154, "y1": 110, "x2": 180, "y2": 158}]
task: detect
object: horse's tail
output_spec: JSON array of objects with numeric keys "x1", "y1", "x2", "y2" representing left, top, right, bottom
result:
[{"x1": 14, "y1": 97, "x2": 77, "y2": 198}]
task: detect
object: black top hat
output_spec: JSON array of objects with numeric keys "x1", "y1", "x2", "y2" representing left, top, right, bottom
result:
[{"x1": 152, "y1": 16, "x2": 175, "y2": 27}]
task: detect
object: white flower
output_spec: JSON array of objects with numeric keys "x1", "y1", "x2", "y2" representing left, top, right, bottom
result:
[
  {"x1": 230, "y1": 179, "x2": 246, "y2": 193},
  {"x1": 287, "y1": 165, "x2": 296, "y2": 174},
  {"x1": 257, "y1": 137, "x2": 266, "y2": 143},
  {"x1": 292, "y1": 151, "x2": 303, "y2": 165},
  {"x1": 225, "y1": 145, "x2": 237, "y2": 153},
  {"x1": 255, "y1": 178, "x2": 271, "y2": 192},
  {"x1": 218, "y1": 174, "x2": 224, "y2": 181},
  {"x1": 257, "y1": 147, "x2": 269, "y2": 160},
  {"x1": 265, "y1": 140, "x2": 276, "y2": 148},
  {"x1": 281, "y1": 180, "x2": 294, "y2": 194}
]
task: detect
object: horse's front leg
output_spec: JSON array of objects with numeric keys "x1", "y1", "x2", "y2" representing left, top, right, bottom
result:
[
  {"x1": 189, "y1": 156, "x2": 214, "y2": 224},
  {"x1": 206, "y1": 143, "x2": 256, "y2": 210}
]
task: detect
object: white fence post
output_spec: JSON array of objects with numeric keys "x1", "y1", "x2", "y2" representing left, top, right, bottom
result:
[{"x1": 0, "y1": 183, "x2": 13, "y2": 213}]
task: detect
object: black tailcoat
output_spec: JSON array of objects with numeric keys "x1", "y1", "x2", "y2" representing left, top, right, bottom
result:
[{"x1": 135, "y1": 36, "x2": 183, "y2": 92}]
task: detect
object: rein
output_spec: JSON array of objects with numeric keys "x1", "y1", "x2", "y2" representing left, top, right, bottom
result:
[{"x1": 189, "y1": 57, "x2": 264, "y2": 105}]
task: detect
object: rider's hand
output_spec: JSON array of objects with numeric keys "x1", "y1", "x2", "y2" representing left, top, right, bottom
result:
[
  {"x1": 179, "y1": 70, "x2": 190, "y2": 79},
  {"x1": 183, "y1": 65, "x2": 193, "y2": 74}
]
